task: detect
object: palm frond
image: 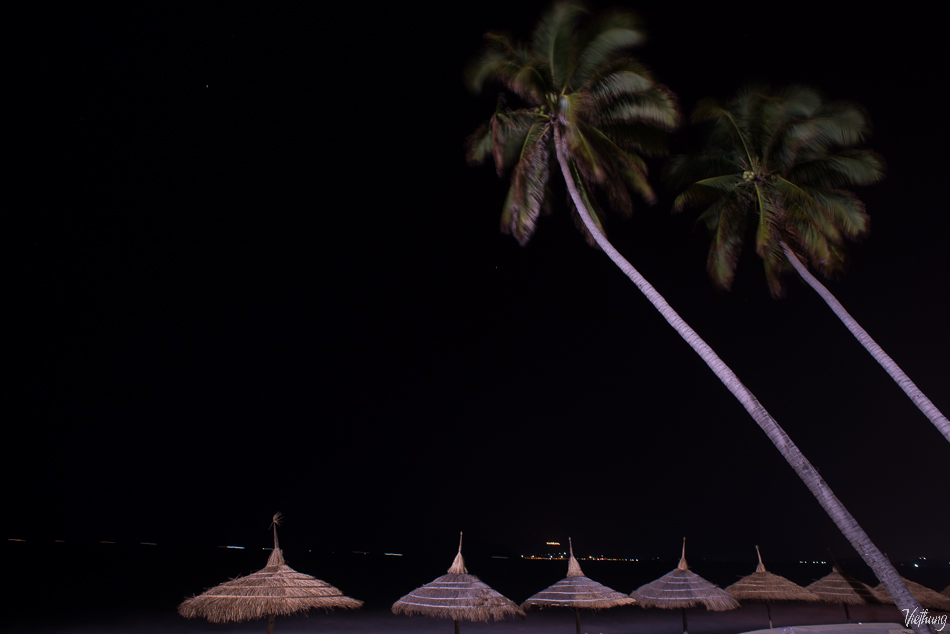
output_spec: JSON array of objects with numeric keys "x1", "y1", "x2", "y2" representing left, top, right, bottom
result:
[
  {"x1": 664, "y1": 154, "x2": 741, "y2": 192},
  {"x1": 691, "y1": 98, "x2": 730, "y2": 125},
  {"x1": 580, "y1": 122, "x2": 655, "y2": 206},
  {"x1": 466, "y1": 120, "x2": 493, "y2": 167},
  {"x1": 470, "y1": 1, "x2": 678, "y2": 250},
  {"x1": 777, "y1": 176, "x2": 868, "y2": 241},
  {"x1": 599, "y1": 121, "x2": 670, "y2": 157},
  {"x1": 570, "y1": 10, "x2": 646, "y2": 90},
  {"x1": 692, "y1": 98, "x2": 756, "y2": 166},
  {"x1": 782, "y1": 101, "x2": 870, "y2": 154},
  {"x1": 752, "y1": 186, "x2": 781, "y2": 257},
  {"x1": 671, "y1": 175, "x2": 742, "y2": 213},
  {"x1": 788, "y1": 217, "x2": 848, "y2": 277},
  {"x1": 787, "y1": 150, "x2": 885, "y2": 187},
  {"x1": 785, "y1": 195, "x2": 843, "y2": 248},
  {"x1": 776, "y1": 85, "x2": 823, "y2": 117},
  {"x1": 672, "y1": 83, "x2": 882, "y2": 295},
  {"x1": 500, "y1": 121, "x2": 553, "y2": 245},
  {"x1": 752, "y1": 189, "x2": 796, "y2": 296},
  {"x1": 532, "y1": 1, "x2": 586, "y2": 90},
  {"x1": 465, "y1": 32, "x2": 522, "y2": 92},
  {"x1": 587, "y1": 65, "x2": 656, "y2": 103},
  {"x1": 492, "y1": 109, "x2": 545, "y2": 174},
  {"x1": 801, "y1": 187, "x2": 869, "y2": 239},
  {"x1": 465, "y1": 33, "x2": 548, "y2": 103},
  {"x1": 772, "y1": 176, "x2": 815, "y2": 207},
  {"x1": 746, "y1": 89, "x2": 783, "y2": 161},
  {"x1": 695, "y1": 197, "x2": 725, "y2": 234},
  {"x1": 563, "y1": 99, "x2": 605, "y2": 185},
  {"x1": 593, "y1": 86, "x2": 679, "y2": 130},
  {"x1": 575, "y1": 127, "x2": 632, "y2": 213},
  {"x1": 466, "y1": 108, "x2": 539, "y2": 175},
  {"x1": 707, "y1": 197, "x2": 749, "y2": 291}
]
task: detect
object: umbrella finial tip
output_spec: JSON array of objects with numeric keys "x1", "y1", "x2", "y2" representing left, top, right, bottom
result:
[{"x1": 677, "y1": 538, "x2": 688, "y2": 571}]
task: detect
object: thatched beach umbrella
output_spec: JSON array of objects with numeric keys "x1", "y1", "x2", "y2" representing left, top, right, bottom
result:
[
  {"x1": 725, "y1": 545, "x2": 820, "y2": 628},
  {"x1": 806, "y1": 563, "x2": 879, "y2": 623},
  {"x1": 178, "y1": 514, "x2": 362, "y2": 634},
  {"x1": 629, "y1": 538, "x2": 739, "y2": 634},
  {"x1": 873, "y1": 578, "x2": 950, "y2": 611},
  {"x1": 943, "y1": 585, "x2": 950, "y2": 598},
  {"x1": 521, "y1": 538, "x2": 636, "y2": 634},
  {"x1": 392, "y1": 532, "x2": 524, "y2": 634}
]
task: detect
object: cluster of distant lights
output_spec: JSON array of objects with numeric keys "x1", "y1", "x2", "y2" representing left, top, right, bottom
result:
[
  {"x1": 6, "y1": 540, "x2": 945, "y2": 567},
  {"x1": 523, "y1": 553, "x2": 640, "y2": 562}
]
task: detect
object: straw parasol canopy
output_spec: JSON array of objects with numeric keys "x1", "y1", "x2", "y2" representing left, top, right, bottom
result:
[
  {"x1": 806, "y1": 563, "x2": 879, "y2": 623},
  {"x1": 392, "y1": 532, "x2": 524, "y2": 634},
  {"x1": 521, "y1": 538, "x2": 636, "y2": 634},
  {"x1": 630, "y1": 538, "x2": 739, "y2": 634},
  {"x1": 873, "y1": 578, "x2": 950, "y2": 611},
  {"x1": 725, "y1": 545, "x2": 820, "y2": 629},
  {"x1": 943, "y1": 585, "x2": 950, "y2": 599},
  {"x1": 178, "y1": 514, "x2": 362, "y2": 634}
]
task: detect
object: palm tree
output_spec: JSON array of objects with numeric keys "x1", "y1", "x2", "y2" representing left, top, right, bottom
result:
[
  {"x1": 666, "y1": 85, "x2": 948, "y2": 444},
  {"x1": 465, "y1": 2, "x2": 677, "y2": 246},
  {"x1": 466, "y1": 5, "x2": 930, "y2": 632}
]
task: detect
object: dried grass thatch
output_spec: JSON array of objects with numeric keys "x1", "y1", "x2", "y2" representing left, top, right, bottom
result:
[
  {"x1": 726, "y1": 546, "x2": 820, "y2": 603},
  {"x1": 391, "y1": 533, "x2": 523, "y2": 633},
  {"x1": 630, "y1": 539, "x2": 738, "y2": 634},
  {"x1": 725, "y1": 546, "x2": 820, "y2": 629},
  {"x1": 631, "y1": 539, "x2": 739, "y2": 612},
  {"x1": 943, "y1": 585, "x2": 950, "y2": 598},
  {"x1": 806, "y1": 563, "x2": 879, "y2": 623},
  {"x1": 873, "y1": 578, "x2": 950, "y2": 611},
  {"x1": 178, "y1": 514, "x2": 362, "y2": 633},
  {"x1": 522, "y1": 538, "x2": 636, "y2": 634},
  {"x1": 806, "y1": 563, "x2": 879, "y2": 605}
]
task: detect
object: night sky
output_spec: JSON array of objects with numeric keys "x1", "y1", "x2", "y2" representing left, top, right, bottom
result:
[{"x1": 16, "y1": 2, "x2": 948, "y2": 566}]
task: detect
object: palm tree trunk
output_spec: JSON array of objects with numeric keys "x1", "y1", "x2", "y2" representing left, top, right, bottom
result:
[
  {"x1": 552, "y1": 126, "x2": 932, "y2": 634},
  {"x1": 780, "y1": 241, "x2": 949, "y2": 444}
]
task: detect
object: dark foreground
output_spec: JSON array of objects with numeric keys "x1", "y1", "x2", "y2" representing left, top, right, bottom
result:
[{"x1": 15, "y1": 604, "x2": 915, "y2": 634}]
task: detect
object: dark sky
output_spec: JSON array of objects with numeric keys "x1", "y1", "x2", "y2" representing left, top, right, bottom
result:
[{"x1": 17, "y1": 2, "x2": 948, "y2": 564}]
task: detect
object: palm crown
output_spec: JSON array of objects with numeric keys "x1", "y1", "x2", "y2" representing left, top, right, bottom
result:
[
  {"x1": 666, "y1": 85, "x2": 885, "y2": 296},
  {"x1": 466, "y1": 1, "x2": 679, "y2": 246}
]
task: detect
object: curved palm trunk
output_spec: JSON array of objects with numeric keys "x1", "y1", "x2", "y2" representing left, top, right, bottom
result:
[
  {"x1": 780, "y1": 241, "x2": 950, "y2": 444},
  {"x1": 552, "y1": 127, "x2": 931, "y2": 634}
]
